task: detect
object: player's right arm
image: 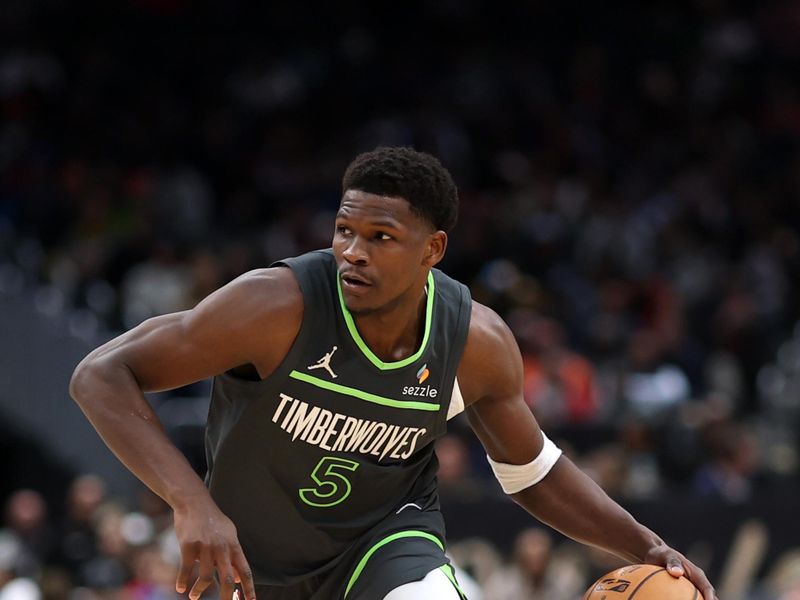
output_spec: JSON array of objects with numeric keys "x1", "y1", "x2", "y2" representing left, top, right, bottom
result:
[{"x1": 69, "y1": 267, "x2": 303, "y2": 600}]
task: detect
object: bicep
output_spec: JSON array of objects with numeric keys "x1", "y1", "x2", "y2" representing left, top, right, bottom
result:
[
  {"x1": 460, "y1": 303, "x2": 545, "y2": 464},
  {"x1": 466, "y1": 392, "x2": 544, "y2": 464},
  {"x1": 86, "y1": 270, "x2": 301, "y2": 392},
  {"x1": 100, "y1": 311, "x2": 237, "y2": 392}
]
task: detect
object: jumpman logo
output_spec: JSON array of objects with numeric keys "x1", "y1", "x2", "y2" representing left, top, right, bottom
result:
[{"x1": 308, "y1": 346, "x2": 338, "y2": 379}]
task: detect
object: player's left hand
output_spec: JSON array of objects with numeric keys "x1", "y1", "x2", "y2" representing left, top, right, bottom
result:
[{"x1": 644, "y1": 544, "x2": 718, "y2": 600}]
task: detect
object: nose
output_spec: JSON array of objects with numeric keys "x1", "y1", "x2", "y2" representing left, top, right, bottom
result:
[{"x1": 343, "y1": 235, "x2": 369, "y2": 265}]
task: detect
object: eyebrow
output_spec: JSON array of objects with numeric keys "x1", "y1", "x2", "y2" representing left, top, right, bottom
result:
[
  {"x1": 335, "y1": 215, "x2": 402, "y2": 229},
  {"x1": 366, "y1": 219, "x2": 401, "y2": 229}
]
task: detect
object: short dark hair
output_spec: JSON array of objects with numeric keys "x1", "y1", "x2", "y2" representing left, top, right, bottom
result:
[{"x1": 342, "y1": 147, "x2": 459, "y2": 232}]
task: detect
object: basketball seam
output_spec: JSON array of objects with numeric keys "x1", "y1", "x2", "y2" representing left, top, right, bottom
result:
[{"x1": 626, "y1": 567, "x2": 666, "y2": 600}]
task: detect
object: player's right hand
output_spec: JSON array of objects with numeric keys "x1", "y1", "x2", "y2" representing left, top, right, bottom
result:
[{"x1": 173, "y1": 500, "x2": 256, "y2": 600}]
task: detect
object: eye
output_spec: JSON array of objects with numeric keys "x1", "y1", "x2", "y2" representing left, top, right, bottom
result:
[
  {"x1": 375, "y1": 232, "x2": 392, "y2": 241},
  {"x1": 336, "y1": 225, "x2": 352, "y2": 236}
]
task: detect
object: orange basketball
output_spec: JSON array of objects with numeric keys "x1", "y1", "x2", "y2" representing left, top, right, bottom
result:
[{"x1": 584, "y1": 564, "x2": 700, "y2": 600}]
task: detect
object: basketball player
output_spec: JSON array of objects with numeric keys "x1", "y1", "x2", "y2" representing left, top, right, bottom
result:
[{"x1": 70, "y1": 147, "x2": 717, "y2": 600}]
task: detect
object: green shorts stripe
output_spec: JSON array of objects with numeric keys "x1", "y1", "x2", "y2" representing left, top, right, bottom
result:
[
  {"x1": 440, "y1": 563, "x2": 468, "y2": 599},
  {"x1": 343, "y1": 530, "x2": 444, "y2": 598}
]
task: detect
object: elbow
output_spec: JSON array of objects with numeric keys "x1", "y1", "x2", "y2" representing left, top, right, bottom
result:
[
  {"x1": 69, "y1": 353, "x2": 111, "y2": 408},
  {"x1": 69, "y1": 356, "x2": 95, "y2": 407}
]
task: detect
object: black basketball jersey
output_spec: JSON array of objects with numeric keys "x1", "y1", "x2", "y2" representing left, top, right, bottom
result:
[{"x1": 204, "y1": 249, "x2": 472, "y2": 587}]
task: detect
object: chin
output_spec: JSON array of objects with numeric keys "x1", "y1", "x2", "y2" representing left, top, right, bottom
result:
[
  {"x1": 344, "y1": 299, "x2": 376, "y2": 317},
  {"x1": 341, "y1": 285, "x2": 380, "y2": 315}
]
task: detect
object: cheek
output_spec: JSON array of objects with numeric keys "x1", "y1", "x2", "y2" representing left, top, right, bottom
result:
[
  {"x1": 331, "y1": 240, "x2": 351, "y2": 265},
  {"x1": 383, "y1": 264, "x2": 417, "y2": 291}
]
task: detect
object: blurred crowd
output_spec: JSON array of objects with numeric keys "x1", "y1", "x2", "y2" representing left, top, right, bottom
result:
[
  {"x1": 5, "y1": 475, "x2": 800, "y2": 600},
  {"x1": 2, "y1": 476, "x2": 598, "y2": 600},
  {"x1": 2, "y1": 0, "x2": 800, "y2": 598},
  {"x1": 1, "y1": 477, "x2": 180, "y2": 600}
]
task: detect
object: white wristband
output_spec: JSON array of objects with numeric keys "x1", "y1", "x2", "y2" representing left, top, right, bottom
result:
[{"x1": 486, "y1": 432, "x2": 562, "y2": 494}]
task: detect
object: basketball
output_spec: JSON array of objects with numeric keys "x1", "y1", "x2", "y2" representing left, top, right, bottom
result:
[{"x1": 584, "y1": 564, "x2": 700, "y2": 600}]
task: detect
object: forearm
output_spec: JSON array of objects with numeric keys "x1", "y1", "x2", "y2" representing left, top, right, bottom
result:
[
  {"x1": 69, "y1": 355, "x2": 212, "y2": 512},
  {"x1": 512, "y1": 455, "x2": 664, "y2": 563}
]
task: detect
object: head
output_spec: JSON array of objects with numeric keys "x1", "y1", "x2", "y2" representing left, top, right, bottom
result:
[
  {"x1": 335, "y1": 147, "x2": 458, "y2": 314},
  {"x1": 513, "y1": 528, "x2": 553, "y2": 579},
  {"x1": 68, "y1": 474, "x2": 106, "y2": 523},
  {"x1": 4, "y1": 489, "x2": 46, "y2": 534},
  {"x1": 436, "y1": 435, "x2": 470, "y2": 484}
]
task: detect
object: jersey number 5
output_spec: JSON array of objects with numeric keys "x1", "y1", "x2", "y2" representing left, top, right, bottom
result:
[{"x1": 299, "y1": 456, "x2": 360, "y2": 508}]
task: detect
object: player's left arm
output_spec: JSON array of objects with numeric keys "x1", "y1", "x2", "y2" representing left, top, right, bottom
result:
[{"x1": 457, "y1": 302, "x2": 718, "y2": 600}]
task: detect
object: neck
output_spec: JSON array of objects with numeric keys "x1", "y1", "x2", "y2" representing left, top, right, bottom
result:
[{"x1": 351, "y1": 282, "x2": 429, "y2": 363}]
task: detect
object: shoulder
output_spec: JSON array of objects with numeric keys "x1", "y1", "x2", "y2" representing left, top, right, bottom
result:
[
  {"x1": 181, "y1": 266, "x2": 304, "y2": 378},
  {"x1": 467, "y1": 301, "x2": 514, "y2": 347},
  {"x1": 236, "y1": 265, "x2": 303, "y2": 303},
  {"x1": 184, "y1": 266, "x2": 303, "y2": 340},
  {"x1": 456, "y1": 301, "x2": 523, "y2": 407},
  {"x1": 200, "y1": 266, "x2": 301, "y2": 314}
]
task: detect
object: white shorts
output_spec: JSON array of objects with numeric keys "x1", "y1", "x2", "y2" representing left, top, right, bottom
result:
[{"x1": 383, "y1": 566, "x2": 461, "y2": 600}]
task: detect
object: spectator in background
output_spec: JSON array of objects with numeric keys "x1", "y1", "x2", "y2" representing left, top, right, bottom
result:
[
  {"x1": 78, "y1": 505, "x2": 129, "y2": 592},
  {"x1": 125, "y1": 544, "x2": 179, "y2": 600},
  {"x1": 54, "y1": 475, "x2": 106, "y2": 582},
  {"x1": 483, "y1": 528, "x2": 586, "y2": 600},
  {"x1": 1, "y1": 491, "x2": 52, "y2": 580},
  {"x1": 621, "y1": 329, "x2": 691, "y2": 422},
  {"x1": 578, "y1": 443, "x2": 630, "y2": 499},
  {"x1": 435, "y1": 435, "x2": 486, "y2": 502},
  {"x1": 615, "y1": 418, "x2": 663, "y2": 499},
  {"x1": 0, "y1": 535, "x2": 40, "y2": 600},
  {"x1": 694, "y1": 419, "x2": 760, "y2": 503},
  {"x1": 515, "y1": 313, "x2": 600, "y2": 428},
  {"x1": 121, "y1": 241, "x2": 192, "y2": 329}
]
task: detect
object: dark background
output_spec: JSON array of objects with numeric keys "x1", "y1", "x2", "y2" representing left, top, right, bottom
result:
[{"x1": 1, "y1": 1, "x2": 800, "y2": 599}]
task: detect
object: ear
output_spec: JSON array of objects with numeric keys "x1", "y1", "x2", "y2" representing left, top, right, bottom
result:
[{"x1": 423, "y1": 231, "x2": 448, "y2": 268}]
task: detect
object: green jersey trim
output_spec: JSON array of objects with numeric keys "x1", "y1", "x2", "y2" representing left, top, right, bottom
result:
[
  {"x1": 336, "y1": 271, "x2": 436, "y2": 370},
  {"x1": 343, "y1": 530, "x2": 444, "y2": 598},
  {"x1": 289, "y1": 371, "x2": 440, "y2": 412}
]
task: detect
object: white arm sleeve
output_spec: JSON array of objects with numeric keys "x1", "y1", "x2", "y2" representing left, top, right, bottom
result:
[{"x1": 486, "y1": 432, "x2": 562, "y2": 494}]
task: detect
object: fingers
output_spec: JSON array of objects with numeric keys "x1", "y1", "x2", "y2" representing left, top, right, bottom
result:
[
  {"x1": 691, "y1": 568, "x2": 717, "y2": 600},
  {"x1": 176, "y1": 541, "x2": 255, "y2": 600},
  {"x1": 695, "y1": 577, "x2": 717, "y2": 600},
  {"x1": 176, "y1": 543, "x2": 197, "y2": 594},
  {"x1": 666, "y1": 555, "x2": 685, "y2": 578},
  {"x1": 702, "y1": 586, "x2": 718, "y2": 600},
  {"x1": 649, "y1": 546, "x2": 717, "y2": 600},
  {"x1": 216, "y1": 546, "x2": 236, "y2": 600},
  {"x1": 682, "y1": 559, "x2": 717, "y2": 600},
  {"x1": 188, "y1": 547, "x2": 215, "y2": 600},
  {"x1": 232, "y1": 547, "x2": 257, "y2": 600}
]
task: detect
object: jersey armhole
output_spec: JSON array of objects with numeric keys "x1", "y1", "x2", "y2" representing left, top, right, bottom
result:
[
  {"x1": 436, "y1": 279, "x2": 472, "y2": 434},
  {"x1": 446, "y1": 378, "x2": 465, "y2": 420}
]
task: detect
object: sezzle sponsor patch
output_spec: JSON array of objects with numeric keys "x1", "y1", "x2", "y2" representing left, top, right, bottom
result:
[{"x1": 402, "y1": 384, "x2": 438, "y2": 398}]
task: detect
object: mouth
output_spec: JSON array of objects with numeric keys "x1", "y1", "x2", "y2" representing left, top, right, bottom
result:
[{"x1": 340, "y1": 271, "x2": 373, "y2": 291}]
